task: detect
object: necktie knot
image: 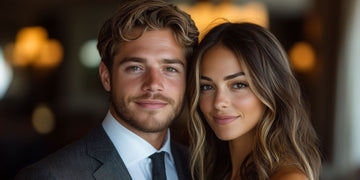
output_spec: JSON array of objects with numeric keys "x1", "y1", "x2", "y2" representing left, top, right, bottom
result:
[{"x1": 150, "y1": 151, "x2": 167, "y2": 180}]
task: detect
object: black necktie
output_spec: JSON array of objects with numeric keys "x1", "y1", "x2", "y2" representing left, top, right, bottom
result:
[{"x1": 149, "y1": 151, "x2": 167, "y2": 180}]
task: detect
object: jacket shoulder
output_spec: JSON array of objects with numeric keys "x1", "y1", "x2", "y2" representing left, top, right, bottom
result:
[{"x1": 15, "y1": 126, "x2": 105, "y2": 179}]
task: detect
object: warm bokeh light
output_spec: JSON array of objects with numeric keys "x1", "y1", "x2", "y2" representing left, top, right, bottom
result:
[
  {"x1": 79, "y1": 39, "x2": 101, "y2": 68},
  {"x1": 13, "y1": 26, "x2": 48, "y2": 66},
  {"x1": 35, "y1": 39, "x2": 63, "y2": 68},
  {"x1": 180, "y1": 1, "x2": 269, "y2": 38},
  {"x1": 289, "y1": 41, "x2": 316, "y2": 72},
  {"x1": 32, "y1": 103, "x2": 56, "y2": 134},
  {"x1": 0, "y1": 48, "x2": 13, "y2": 100},
  {"x1": 4, "y1": 26, "x2": 63, "y2": 69}
]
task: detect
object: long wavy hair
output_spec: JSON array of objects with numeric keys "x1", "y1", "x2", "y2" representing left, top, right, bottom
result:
[{"x1": 187, "y1": 22, "x2": 321, "y2": 180}]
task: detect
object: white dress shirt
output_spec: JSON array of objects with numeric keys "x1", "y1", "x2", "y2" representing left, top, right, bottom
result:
[{"x1": 102, "y1": 111, "x2": 179, "y2": 180}]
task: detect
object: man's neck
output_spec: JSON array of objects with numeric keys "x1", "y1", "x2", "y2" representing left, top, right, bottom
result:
[{"x1": 110, "y1": 106, "x2": 168, "y2": 149}]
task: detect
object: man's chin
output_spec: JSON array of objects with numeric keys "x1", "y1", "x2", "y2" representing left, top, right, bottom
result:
[
  {"x1": 128, "y1": 119, "x2": 171, "y2": 133},
  {"x1": 111, "y1": 101, "x2": 178, "y2": 132},
  {"x1": 119, "y1": 113, "x2": 173, "y2": 131}
]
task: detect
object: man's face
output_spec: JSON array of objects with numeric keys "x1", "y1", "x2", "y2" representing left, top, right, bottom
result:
[{"x1": 100, "y1": 28, "x2": 186, "y2": 135}]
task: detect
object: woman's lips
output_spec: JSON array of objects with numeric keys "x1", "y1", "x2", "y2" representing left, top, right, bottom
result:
[
  {"x1": 136, "y1": 100, "x2": 167, "y2": 109},
  {"x1": 213, "y1": 115, "x2": 239, "y2": 125}
]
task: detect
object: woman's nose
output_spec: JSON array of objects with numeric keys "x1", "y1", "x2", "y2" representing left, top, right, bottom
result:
[{"x1": 213, "y1": 89, "x2": 230, "y2": 110}]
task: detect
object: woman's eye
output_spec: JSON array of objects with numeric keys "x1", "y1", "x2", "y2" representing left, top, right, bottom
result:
[
  {"x1": 232, "y1": 82, "x2": 248, "y2": 89},
  {"x1": 200, "y1": 84, "x2": 214, "y2": 91}
]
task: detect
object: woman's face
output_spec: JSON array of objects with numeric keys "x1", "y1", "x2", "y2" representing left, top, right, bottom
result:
[{"x1": 199, "y1": 45, "x2": 265, "y2": 141}]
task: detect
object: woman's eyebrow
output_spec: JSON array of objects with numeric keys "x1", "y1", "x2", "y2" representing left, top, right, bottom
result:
[
  {"x1": 200, "y1": 72, "x2": 245, "y2": 82},
  {"x1": 200, "y1": 76, "x2": 212, "y2": 82},
  {"x1": 224, "y1": 72, "x2": 245, "y2": 80}
]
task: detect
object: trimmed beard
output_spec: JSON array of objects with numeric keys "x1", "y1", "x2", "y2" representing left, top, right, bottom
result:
[{"x1": 111, "y1": 92, "x2": 184, "y2": 133}]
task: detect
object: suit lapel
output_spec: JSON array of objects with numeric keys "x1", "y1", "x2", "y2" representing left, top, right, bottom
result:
[
  {"x1": 171, "y1": 142, "x2": 191, "y2": 180},
  {"x1": 86, "y1": 125, "x2": 132, "y2": 180}
]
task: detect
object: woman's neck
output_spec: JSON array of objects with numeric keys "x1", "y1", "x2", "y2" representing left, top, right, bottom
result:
[{"x1": 228, "y1": 130, "x2": 255, "y2": 180}]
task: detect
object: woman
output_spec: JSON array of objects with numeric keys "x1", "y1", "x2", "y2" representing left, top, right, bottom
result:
[{"x1": 187, "y1": 22, "x2": 321, "y2": 180}]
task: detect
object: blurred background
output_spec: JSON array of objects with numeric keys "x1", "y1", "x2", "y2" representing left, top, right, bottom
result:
[{"x1": 0, "y1": 0, "x2": 359, "y2": 179}]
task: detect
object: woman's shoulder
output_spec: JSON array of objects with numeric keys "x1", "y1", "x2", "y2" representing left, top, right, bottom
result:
[{"x1": 270, "y1": 166, "x2": 308, "y2": 180}]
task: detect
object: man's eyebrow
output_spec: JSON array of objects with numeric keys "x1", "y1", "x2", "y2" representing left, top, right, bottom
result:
[
  {"x1": 163, "y1": 59, "x2": 185, "y2": 67},
  {"x1": 119, "y1": 57, "x2": 145, "y2": 65},
  {"x1": 119, "y1": 57, "x2": 185, "y2": 67},
  {"x1": 200, "y1": 72, "x2": 245, "y2": 82}
]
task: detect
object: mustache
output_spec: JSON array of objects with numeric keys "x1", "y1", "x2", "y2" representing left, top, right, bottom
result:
[{"x1": 131, "y1": 93, "x2": 175, "y2": 105}]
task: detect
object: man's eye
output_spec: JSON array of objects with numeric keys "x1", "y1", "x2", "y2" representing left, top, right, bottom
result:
[
  {"x1": 200, "y1": 84, "x2": 214, "y2": 91},
  {"x1": 232, "y1": 82, "x2": 248, "y2": 89},
  {"x1": 165, "y1": 67, "x2": 177, "y2": 72},
  {"x1": 126, "y1": 66, "x2": 142, "y2": 72}
]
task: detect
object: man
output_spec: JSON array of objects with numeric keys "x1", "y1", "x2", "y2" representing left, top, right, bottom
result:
[{"x1": 15, "y1": 0, "x2": 199, "y2": 179}]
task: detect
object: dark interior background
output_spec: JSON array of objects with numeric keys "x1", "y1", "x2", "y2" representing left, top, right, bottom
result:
[{"x1": 0, "y1": 0, "x2": 358, "y2": 179}]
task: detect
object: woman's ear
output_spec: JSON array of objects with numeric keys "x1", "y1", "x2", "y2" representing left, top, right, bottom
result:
[{"x1": 99, "y1": 61, "x2": 111, "y2": 92}]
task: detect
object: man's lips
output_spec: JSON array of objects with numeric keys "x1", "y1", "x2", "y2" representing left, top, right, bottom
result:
[
  {"x1": 213, "y1": 115, "x2": 239, "y2": 125},
  {"x1": 136, "y1": 99, "x2": 168, "y2": 109}
]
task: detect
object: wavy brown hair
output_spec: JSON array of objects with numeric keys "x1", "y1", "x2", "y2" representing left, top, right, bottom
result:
[
  {"x1": 97, "y1": 0, "x2": 199, "y2": 71},
  {"x1": 187, "y1": 22, "x2": 321, "y2": 180}
]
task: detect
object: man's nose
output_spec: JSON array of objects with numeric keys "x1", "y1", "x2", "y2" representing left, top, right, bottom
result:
[{"x1": 142, "y1": 68, "x2": 164, "y2": 92}]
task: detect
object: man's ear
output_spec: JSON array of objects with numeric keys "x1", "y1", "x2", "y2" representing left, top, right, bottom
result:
[{"x1": 99, "y1": 61, "x2": 111, "y2": 92}]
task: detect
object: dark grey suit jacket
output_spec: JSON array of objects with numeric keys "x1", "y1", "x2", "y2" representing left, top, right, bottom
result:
[{"x1": 15, "y1": 125, "x2": 191, "y2": 180}]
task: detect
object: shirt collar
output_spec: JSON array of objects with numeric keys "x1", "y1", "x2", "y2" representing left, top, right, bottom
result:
[{"x1": 102, "y1": 111, "x2": 174, "y2": 165}]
